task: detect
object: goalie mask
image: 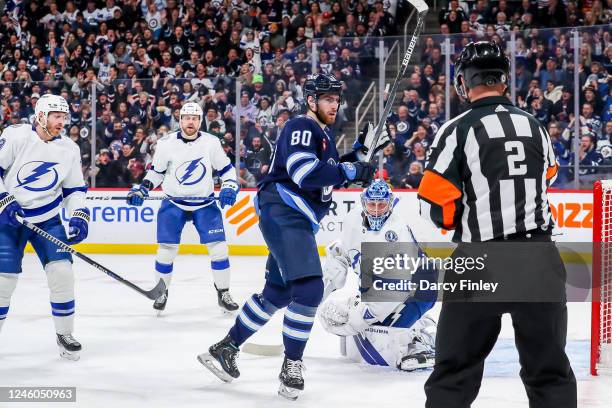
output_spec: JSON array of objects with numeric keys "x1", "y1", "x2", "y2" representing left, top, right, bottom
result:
[
  {"x1": 361, "y1": 179, "x2": 394, "y2": 231},
  {"x1": 453, "y1": 41, "x2": 509, "y2": 100}
]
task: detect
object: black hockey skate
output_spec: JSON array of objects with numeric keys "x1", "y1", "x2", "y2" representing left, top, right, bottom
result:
[
  {"x1": 215, "y1": 285, "x2": 238, "y2": 312},
  {"x1": 197, "y1": 334, "x2": 240, "y2": 383},
  {"x1": 278, "y1": 357, "x2": 305, "y2": 400},
  {"x1": 397, "y1": 337, "x2": 435, "y2": 372},
  {"x1": 153, "y1": 290, "x2": 168, "y2": 316},
  {"x1": 56, "y1": 333, "x2": 82, "y2": 361}
]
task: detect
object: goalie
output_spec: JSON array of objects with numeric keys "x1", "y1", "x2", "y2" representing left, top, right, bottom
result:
[{"x1": 319, "y1": 180, "x2": 438, "y2": 371}]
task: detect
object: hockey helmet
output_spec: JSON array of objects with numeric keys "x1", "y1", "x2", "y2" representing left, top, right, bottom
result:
[
  {"x1": 180, "y1": 101, "x2": 204, "y2": 118},
  {"x1": 303, "y1": 73, "x2": 343, "y2": 103},
  {"x1": 34, "y1": 94, "x2": 69, "y2": 127},
  {"x1": 454, "y1": 41, "x2": 509, "y2": 99},
  {"x1": 361, "y1": 179, "x2": 394, "y2": 231},
  {"x1": 179, "y1": 101, "x2": 203, "y2": 135}
]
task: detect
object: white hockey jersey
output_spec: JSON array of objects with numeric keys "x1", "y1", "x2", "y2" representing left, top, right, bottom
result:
[
  {"x1": 144, "y1": 131, "x2": 236, "y2": 211},
  {"x1": 0, "y1": 124, "x2": 87, "y2": 223},
  {"x1": 325, "y1": 199, "x2": 423, "y2": 324}
]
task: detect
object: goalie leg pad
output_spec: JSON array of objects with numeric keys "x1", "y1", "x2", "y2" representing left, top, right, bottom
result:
[
  {"x1": 45, "y1": 260, "x2": 75, "y2": 335},
  {"x1": 0, "y1": 272, "x2": 18, "y2": 332},
  {"x1": 208, "y1": 241, "x2": 230, "y2": 289}
]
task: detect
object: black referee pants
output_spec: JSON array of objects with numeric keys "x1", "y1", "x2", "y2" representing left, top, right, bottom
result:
[{"x1": 424, "y1": 238, "x2": 577, "y2": 408}]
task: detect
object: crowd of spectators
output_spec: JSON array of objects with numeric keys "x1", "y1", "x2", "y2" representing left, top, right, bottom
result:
[
  {"x1": 379, "y1": 0, "x2": 611, "y2": 189},
  {"x1": 0, "y1": 0, "x2": 610, "y2": 190},
  {"x1": 0, "y1": 0, "x2": 406, "y2": 188}
]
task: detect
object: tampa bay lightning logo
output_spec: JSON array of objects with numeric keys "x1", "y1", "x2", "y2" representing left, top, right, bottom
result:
[
  {"x1": 385, "y1": 230, "x2": 398, "y2": 242},
  {"x1": 175, "y1": 157, "x2": 206, "y2": 186},
  {"x1": 16, "y1": 161, "x2": 59, "y2": 192}
]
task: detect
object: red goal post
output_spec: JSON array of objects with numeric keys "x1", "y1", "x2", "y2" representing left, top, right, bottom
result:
[{"x1": 592, "y1": 180, "x2": 612, "y2": 376}]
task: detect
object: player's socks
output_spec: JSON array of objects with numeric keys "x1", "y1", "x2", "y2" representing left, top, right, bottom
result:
[
  {"x1": 211, "y1": 258, "x2": 230, "y2": 289},
  {"x1": 0, "y1": 306, "x2": 8, "y2": 332},
  {"x1": 282, "y1": 302, "x2": 316, "y2": 360},
  {"x1": 228, "y1": 293, "x2": 278, "y2": 346},
  {"x1": 155, "y1": 261, "x2": 173, "y2": 289},
  {"x1": 51, "y1": 300, "x2": 75, "y2": 335}
]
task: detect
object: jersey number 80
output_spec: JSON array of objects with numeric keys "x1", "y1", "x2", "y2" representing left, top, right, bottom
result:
[{"x1": 290, "y1": 130, "x2": 312, "y2": 146}]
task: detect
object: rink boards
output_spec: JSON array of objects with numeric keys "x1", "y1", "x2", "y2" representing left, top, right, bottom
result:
[{"x1": 25, "y1": 189, "x2": 593, "y2": 255}]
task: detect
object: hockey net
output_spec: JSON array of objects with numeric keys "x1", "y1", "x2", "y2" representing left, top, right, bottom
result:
[{"x1": 592, "y1": 180, "x2": 612, "y2": 375}]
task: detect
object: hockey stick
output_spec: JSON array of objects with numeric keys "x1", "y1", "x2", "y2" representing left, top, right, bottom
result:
[
  {"x1": 85, "y1": 196, "x2": 220, "y2": 202},
  {"x1": 364, "y1": 0, "x2": 429, "y2": 163},
  {"x1": 17, "y1": 217, "x2": 166, "y2": 300},
  {"x1": 242, "y1": 342, "x2": 284, "y2": 357}
]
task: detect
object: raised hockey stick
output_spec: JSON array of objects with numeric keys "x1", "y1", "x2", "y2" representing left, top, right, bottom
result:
[
  {"x1": 364, "y1": 0, "x2": 429, "y2": 163},
  {"x1": 85, "y1": 195, "x2": 220, "y2": 202},
  {"x1": 17, "y1": 217, "x2": 166, "y2": 300}
]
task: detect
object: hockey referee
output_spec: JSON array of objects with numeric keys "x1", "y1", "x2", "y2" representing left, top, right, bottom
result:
[{"x1": 417, "y1": 42, "x2": 577, "y2": 407}]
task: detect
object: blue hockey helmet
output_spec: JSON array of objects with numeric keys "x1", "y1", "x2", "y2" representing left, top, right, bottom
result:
[
  {"x1": 360, "y1": 179, "x2": 394, "y2": 231},
  {"x1": 303, "y1": 73, "x2": 343, "y2": 103}
]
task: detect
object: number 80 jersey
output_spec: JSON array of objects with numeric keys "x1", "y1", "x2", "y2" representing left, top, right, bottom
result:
[{"x1": 263, "y1": 115, "x2": 354, "y2": 223}]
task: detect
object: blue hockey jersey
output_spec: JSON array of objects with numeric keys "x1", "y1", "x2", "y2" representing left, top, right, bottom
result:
[{"x1": 260, "y1": 115, "x2": 356, "y2": 231}]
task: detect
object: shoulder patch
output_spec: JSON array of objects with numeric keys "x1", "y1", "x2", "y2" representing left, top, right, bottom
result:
[{"x1": 495, "y1": 105, "x2": 508, "y2": 113}]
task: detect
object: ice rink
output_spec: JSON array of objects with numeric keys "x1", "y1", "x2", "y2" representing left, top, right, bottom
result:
[{"x1": 1, "y1": 254, "x2": 611, "y2": 408}]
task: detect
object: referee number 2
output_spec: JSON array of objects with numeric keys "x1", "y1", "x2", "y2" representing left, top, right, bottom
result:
[{"x1": 505, "y1": 141, "x2": 527, "y2": 176}]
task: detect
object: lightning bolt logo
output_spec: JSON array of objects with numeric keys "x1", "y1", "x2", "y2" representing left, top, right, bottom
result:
[
  {"x1": 16, "y1": 161, "x2": 59, "y2": 192},
  {"x1": 176, "y1": 157, "x2": 206, "y2": 186}
]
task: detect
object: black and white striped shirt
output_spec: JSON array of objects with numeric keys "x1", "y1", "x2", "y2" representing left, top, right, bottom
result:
[{"x1": 417, "y1": 96, "x2": 559, "y2": 242}]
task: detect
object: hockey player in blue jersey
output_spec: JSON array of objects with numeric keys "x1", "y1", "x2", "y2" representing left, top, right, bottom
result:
[
  {"x1": 0, "y1": 94, "x2": 90, "y2": 360},
  {"x1": 198, "y1": 74, "x2": 390, "y2": 400}
]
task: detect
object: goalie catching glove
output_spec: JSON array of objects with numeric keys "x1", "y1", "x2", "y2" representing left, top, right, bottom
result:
[
  {"x1": 353, "y1": 122, "x2": 391, "y2": 160},
  {"x1": 319, "y1": 296, "x2": 379, "y2": 336}
]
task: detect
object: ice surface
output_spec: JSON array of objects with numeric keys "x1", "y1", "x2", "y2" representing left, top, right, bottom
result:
[{"x1": 1, "y1": 254, "x2": 611, "y2": 408}]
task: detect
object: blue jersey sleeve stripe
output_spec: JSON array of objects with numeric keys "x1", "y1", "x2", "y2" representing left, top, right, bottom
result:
[
  {"x1": 291, "y1": 159, "x2": 320, "y2": 187},
  {"x1": 287, "y1": 157, "x2": 315, "y2": 177},
  {"x1": 218, "y1": 163, "x2": 233, "y2": 176},
  {"x1": 22, "y1": 195, "x2": 63, "y2": 217},
  {"x1": 62, "y1": 186, "x2": 88, "y2": 198},
  {"x1": 286, "y1": 151, "x2": 317, "y2": 173}
]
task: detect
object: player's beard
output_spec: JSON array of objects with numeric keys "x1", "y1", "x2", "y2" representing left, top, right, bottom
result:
[{"x1": 317, "y1": 109, "x2": 337, "y2": 126}]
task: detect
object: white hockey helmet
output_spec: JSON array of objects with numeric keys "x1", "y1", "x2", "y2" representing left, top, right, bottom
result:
[
  {"x1": 180, "y1": 102, "x2": 203, "y2": 118},
  {"x1": 179, "y1": 102, "x2": 203, "y2": 136},
  {"x1": 34, "y1": 94, "x2": 69, "y2": 127}
]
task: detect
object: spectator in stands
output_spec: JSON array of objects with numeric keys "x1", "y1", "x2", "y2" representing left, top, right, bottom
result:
[
  {"x1": 91, "y1": 149, "x2": 125, "y2": 187},
  {"x1": 401, "y1": 161, "x2": 424, "y2": 189},
  {"x1": 238, "y1": 161, "x2": 257, "y2": 188}
]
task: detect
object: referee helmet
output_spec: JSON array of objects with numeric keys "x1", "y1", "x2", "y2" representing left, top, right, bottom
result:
[{"x1": 454, "y1": 41, "x2": 510, "y2": 100}]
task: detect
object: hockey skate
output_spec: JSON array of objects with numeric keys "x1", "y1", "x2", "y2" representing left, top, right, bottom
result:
[
  {"x1": 56, "y1": 333, "x2": 81, "y2": 361},
  {"x1": 153, "y1": 290, "x2": 168, "y2": 316},
  {"x1": 278, "y1": 357, "x2": 305, "y2": 401},
  {"x1": 197, "y1": 334, "x2": 240, "y2": 383},
  {"x1": 215, "y1": 285, "x2": 238, "y2": 312},
  {"x1": 397, "y1": 337, "x2": 435, "y2": 371}
]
